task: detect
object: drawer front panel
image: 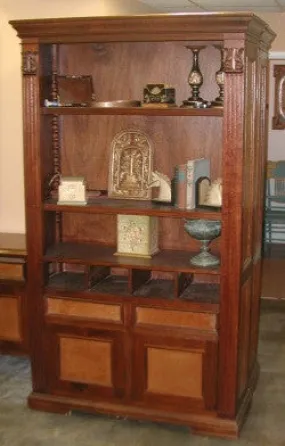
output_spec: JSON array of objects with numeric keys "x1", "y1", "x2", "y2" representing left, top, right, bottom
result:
[
  {"x1": 0, "y1": 263, "x2": 24, "y2": 281},
  {"x1": 136, "y1": 307, "x2": 217, "y2": 331},
  {"x1": 47, "y1": 297, "x2": 122, "y2": 323},
  {"x1": 0, "y1": 295, "x2": 22, "y2": 341},
  {"x1": 47, "y1": 327, "x2": 126, "y2": 400}
]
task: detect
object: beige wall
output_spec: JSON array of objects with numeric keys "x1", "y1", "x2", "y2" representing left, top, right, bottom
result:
[
  {"x1": 0, "y1": 7, "x2": 283, "y2": 233},
  {"x1": 0, "y1": 9, "x2": 25, "y2": 233},
  {"x1": 0, "y1": 0, "x2": 157, "y2": 19}
]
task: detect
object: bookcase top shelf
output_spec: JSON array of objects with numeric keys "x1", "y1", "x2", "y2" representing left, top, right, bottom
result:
[
  {"x1": 10, "y1": 13, "x2": 275, "y2": 46},
  {"x1": 41, "y1": 106, "x2": 223, "y2": 117},
  {"x1": 43, "y1": 198, "x2": 222, "y2": 220}
]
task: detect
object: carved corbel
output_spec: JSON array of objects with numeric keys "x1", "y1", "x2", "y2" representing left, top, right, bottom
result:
[
  {"x1": 224, "y1": 48, "x2": 244, "y2": 74},
  {"x1": 22, "y1": 50, "x2": 38, "y2": 75}
]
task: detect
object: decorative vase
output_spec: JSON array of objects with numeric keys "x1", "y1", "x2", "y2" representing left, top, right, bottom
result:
[
  {"x1": 212, "y1": 46, "x2": 225, "y2": 107},
  {"x1": 184, "y1": 219, "x2": 221, "y2": 267},
  {"x1": 183, "y1": 46, "x2": 205, "y2": 107}
]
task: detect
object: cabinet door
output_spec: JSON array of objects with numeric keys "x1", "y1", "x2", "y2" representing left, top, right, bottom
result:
[
  {"x1": 132, "y1": 333, "x2": 218, "y2": 411},
  {"x1": 47, "y1": 326, "x2": 126, "y2": 401},
  {"x1": 0, "y1": 281, "x2": 28, "y2": 355}
]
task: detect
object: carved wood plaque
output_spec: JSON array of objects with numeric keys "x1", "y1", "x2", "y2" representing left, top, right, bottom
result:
[
  {"x1": 272, "y1": 65, "x2": 285, "y2": 129},
  {"x1": 108, "y1": 130, "x2": 153, "y2": 200}
]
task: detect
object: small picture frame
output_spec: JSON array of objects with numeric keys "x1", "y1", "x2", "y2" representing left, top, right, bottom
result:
[{"x1": 57, "y1": 75, "x2": 94, "y2": 107}]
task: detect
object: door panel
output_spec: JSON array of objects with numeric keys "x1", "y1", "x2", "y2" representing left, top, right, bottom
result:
[
  {"x1": 132, "y1": 333, "x2": 218, "y2": 411},
  {"x1": 47, "y1": 325, "x2": 126, "y2": 400}
]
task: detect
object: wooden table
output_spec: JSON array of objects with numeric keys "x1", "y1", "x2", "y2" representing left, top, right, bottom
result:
[{"x1": 0, "y1": 233, "x2": 28, "y2": 355}]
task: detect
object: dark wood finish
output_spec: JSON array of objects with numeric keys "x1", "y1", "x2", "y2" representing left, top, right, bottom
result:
[
  {"x1": 0, "y1": 233, "x2": 28, "y2": 355},
  {"x1": 44, "y1": 198, "x2": 222, "y2": 219},
  {"x1": 10, "y1": 12, "x2": 275, "y2": 439},
  {"x1": 43, "y1": 242, "x2": 220, "y2": 275},
  {"x1": 41, "y1": 106, "x2": 223, "y2": 116}
]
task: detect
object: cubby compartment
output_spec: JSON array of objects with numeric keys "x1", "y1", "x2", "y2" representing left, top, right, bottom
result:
[
  {"x1": 90, "y1": 267, "x2": 129, "y2": 296},
  {"x1": 45, "y1": 256, "x2": 220, "y2": 306}
]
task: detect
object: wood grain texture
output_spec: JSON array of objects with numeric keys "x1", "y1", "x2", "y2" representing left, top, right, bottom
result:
[
  {"x1": 60, "y1": 336, "x2": 112, "y2": 386},
  {"x1": 218, "y1": 47, "x2": 245, "y2": 417},
  {"x1": 147, "y1": 347, "x2": 203, "y2": 398},
  {"x1": 237, "y1": 279, "x2": 251, "y2": 398},
  {"x1": 47, "y1": 297, "x2": 122, "y2": 322},
  {"x1": 23, "y1": 42, "x2": 49, "y2": 390},
  {"x1": 0, "y1": 296, "x2": 22, "y2": 341},
  {"x1": 0, "y1": 263, "x2": 25, "y2": 281},
  {"x1": 136, "y1": 307, "x2": 217, "y2": 331},
  {"x1": 10, "y1": 13, "x2": 276, "y2": 45}
]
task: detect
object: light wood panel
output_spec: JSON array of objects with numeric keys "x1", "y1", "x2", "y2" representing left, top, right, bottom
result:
[
  {"x1": 0, "y1": 263, "x2": 25, "y2": 281},
  {"x1": 147, "y1": 346, "x2": 203, "y2": 398},
  {"x1": 47, "y1": 297, "x2": 122, "y2": 322},
  {"x1": 136, "y1": 307, "x2": 217, "y2": 331},
  {"x1": 60, "y1": 336, "x2": 112, "y2": 386},
  {"x1": 0, "y1": 296, "x2": 22, "y2": 341}
]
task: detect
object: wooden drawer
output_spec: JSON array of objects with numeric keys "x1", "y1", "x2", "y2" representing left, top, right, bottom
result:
[
  {"x1": 0, "y1": 295, "x2": 22, "y2": 341},
  {"x1": 0, "y1": 261, "x2": 25, "y2": 281},
  {"x1": 46, "y1": 297, "x2": 122, "y2": 323},
  {"x1": 135, "y1": 306, "x2": 217, "y2": 331}
]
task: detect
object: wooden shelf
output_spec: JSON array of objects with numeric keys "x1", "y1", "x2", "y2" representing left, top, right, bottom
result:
[
  {"x1": 45, "y1": 272, "x2": 220, "y2": 311},
  {"x1": 43, "y1": 198, "x2": 222, "y2": 220},
  {"x1": 43, "y1": 242, "x2": 221, "y2": 275},
  {"x1": 41, "y1": 106, "x2": 223, "y2": 117}
]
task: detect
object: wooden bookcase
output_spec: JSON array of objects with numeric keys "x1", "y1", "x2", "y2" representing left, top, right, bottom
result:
[
  {"x1": 0, "y1": 233, "x2": 28, "y2": 355},
  {"x1": 10, "y1": 13, "x2": 275, "y2": 438}
]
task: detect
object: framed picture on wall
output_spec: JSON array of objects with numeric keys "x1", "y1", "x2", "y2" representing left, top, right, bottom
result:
[{"x1": 272, "y1": 65, "x2": 285, "y2": 129}]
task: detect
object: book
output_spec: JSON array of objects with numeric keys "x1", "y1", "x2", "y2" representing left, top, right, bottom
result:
[
  {"x1": 186, "y1": 158, "x2": 210, "y2": 209},
  {"x1": 173, "y1": 164, "x2": 187, "y2": 208}
]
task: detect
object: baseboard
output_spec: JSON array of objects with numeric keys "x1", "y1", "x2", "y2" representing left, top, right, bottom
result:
[{"x1": 28, "y1": 392, "x2": 240, "y2": 439}]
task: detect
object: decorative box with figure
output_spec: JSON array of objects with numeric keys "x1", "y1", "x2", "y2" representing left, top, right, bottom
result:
[{"x1": 115, "y1": 215, "x2": 159, "y2": 258}]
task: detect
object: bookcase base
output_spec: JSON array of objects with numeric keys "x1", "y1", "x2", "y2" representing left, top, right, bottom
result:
[{"x1": 27, "y1": 387, "x2": 255, "y2": 440}]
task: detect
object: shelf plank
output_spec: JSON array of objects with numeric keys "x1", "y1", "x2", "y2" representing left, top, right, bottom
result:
[
  {"x1": 43, "y1": 198, "x2": 222, "y2": 220},
  {"x1": 43, "y1": 242, "x2": 220, "y2": 275},
  {"x1": 41, "y1": 106, "x2": 223, "y2": 117}
]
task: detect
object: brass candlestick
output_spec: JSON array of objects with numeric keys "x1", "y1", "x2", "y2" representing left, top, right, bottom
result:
[
  {"x1": 212, "y1": 46, "x2": 225, "y2": 107},
  {"x1": 183, "y1": 46, "x2": 205, "y2": 107}
]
